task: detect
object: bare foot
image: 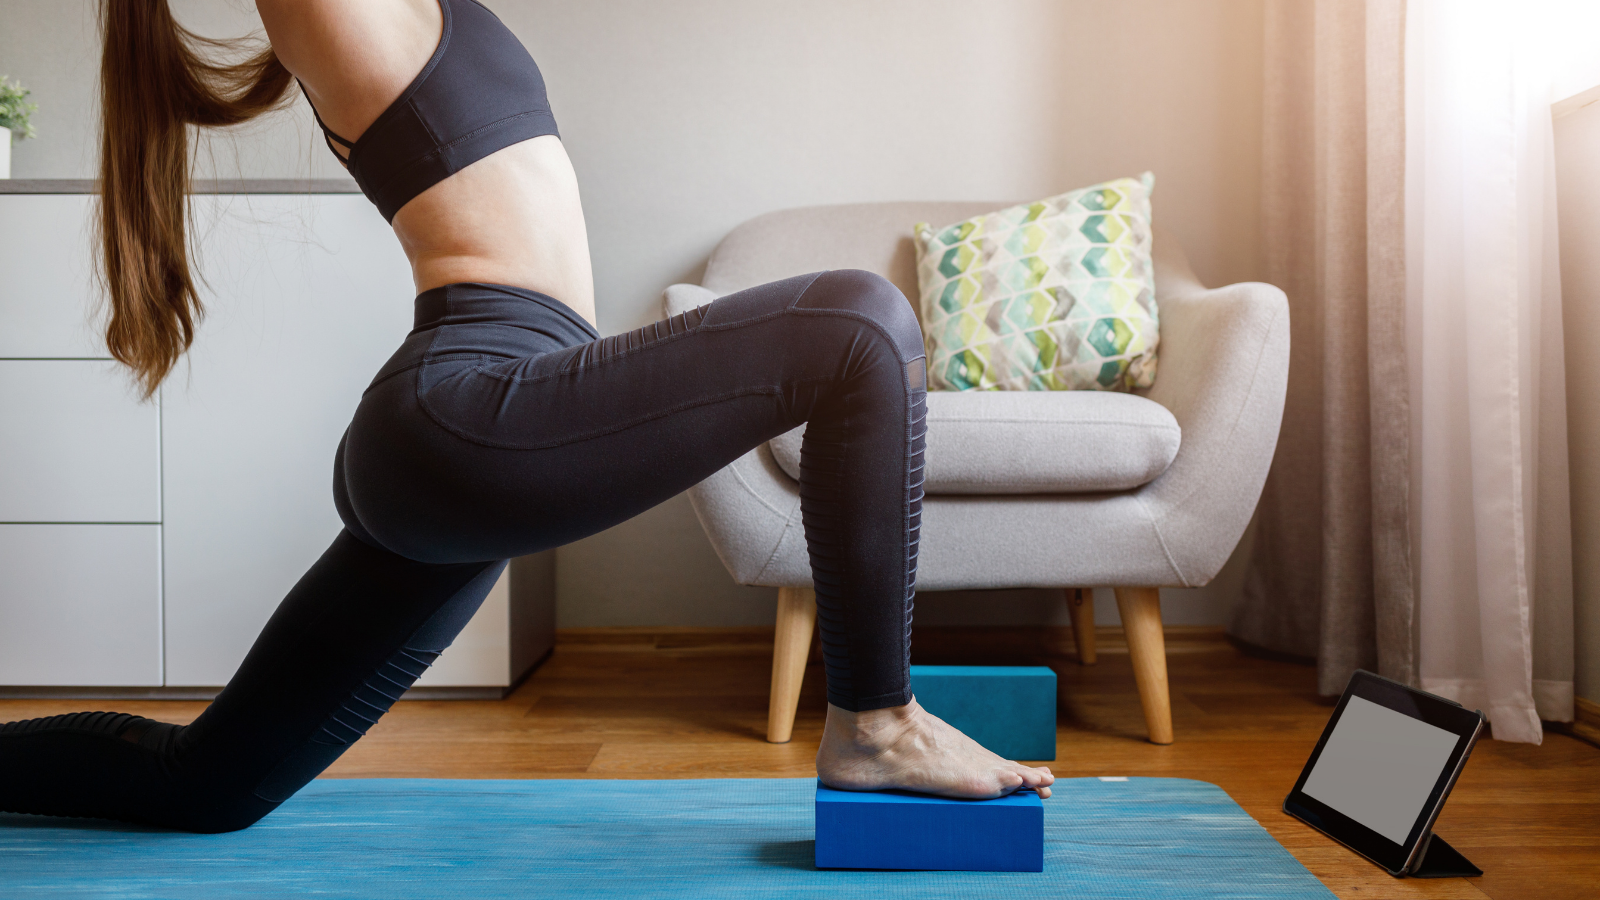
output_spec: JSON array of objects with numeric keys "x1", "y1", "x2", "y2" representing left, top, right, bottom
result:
[{"x1": 815, "y1": 698, "x2": 1054, "y2": 800}]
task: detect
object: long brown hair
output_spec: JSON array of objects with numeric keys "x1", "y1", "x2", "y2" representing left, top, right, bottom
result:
[{"x1": 98, "y1": 1, "x2": 294, "y2": 397}]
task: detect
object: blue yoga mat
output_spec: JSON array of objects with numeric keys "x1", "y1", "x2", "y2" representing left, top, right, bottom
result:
[{"x1": 0, "y1": 777, "x2": 1335, "y2": 899}]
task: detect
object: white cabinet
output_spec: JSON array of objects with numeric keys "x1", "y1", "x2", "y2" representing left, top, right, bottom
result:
[
  {"x1": 0, "y1": 360, "x2": 160, "y2": 523},
  {"x1": 0, "y1": 525, "x2": 163, "y2": 686},
  {"x1": 0, "y1": 188, "x2": 554, "y2": 693},
  {"x1": 0, "y1": 195, "x2": 101, "y2": 358}
]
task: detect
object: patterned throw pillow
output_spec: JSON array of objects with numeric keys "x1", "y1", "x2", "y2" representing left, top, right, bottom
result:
[{"x1": 912, "y1": 173, "x2": 1158, "y2": 392}]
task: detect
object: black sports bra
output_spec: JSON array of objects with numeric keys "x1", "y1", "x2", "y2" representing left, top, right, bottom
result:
[{"x1": 304, "y1": 0, "x2": 560, "y2": 222}]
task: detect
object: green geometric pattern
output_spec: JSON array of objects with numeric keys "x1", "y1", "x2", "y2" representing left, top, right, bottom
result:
[{"x1": 913, "y1": 173, "x2": 1158, "y2": 392}]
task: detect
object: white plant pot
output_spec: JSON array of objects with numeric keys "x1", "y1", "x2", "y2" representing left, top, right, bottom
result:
[{"x1": 0, "y1": 127, "x2": 10, "y2": 179}]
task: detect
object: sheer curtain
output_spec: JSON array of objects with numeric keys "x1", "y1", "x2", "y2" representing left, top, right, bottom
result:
[
  {"x1": 1234, "y1": 0, "x2": 1413, "y2": 697},
  {"x1": 1239, "y1": 0, "x2": 1584, "y2": 743},
  {"x1": 1406, "y1": 0, "x2": 1584, "y2": 743}
]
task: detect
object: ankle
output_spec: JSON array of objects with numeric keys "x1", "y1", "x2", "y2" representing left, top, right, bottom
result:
[{"x1": 826, "y1": 698, "x2": 923, "y2": 748}]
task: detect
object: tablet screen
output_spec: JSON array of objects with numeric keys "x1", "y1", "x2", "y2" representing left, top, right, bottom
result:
[{"x1": 1300, "y1": 695, "x2": 1460, "y2": 843}]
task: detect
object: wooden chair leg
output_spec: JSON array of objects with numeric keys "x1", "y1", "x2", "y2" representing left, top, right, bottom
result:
[
  {"x1": 767, "y1": 586, "x2": 818, "y2": 743},
  {"x1": 1067, "y1": 587, "x2": 1097, "y2": 665},
  {"x1": 1114, "y1": 586, "x2": 1174, "y2": 745}
]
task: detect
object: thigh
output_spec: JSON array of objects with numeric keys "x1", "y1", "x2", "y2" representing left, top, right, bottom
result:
[{"x1": 341, "y1": 271, "x2": 922, "y2": 563}]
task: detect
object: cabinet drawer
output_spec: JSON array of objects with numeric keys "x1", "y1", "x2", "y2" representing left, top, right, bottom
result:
[
  {"x1": 0, "y1": 360, "x2": 161, "y2": 522},
  {"x1": 0, "y1": 524, "x2": 163, "y2": 686},
  {"x1": 0, "y1": 195, "x2": 101, "y2": 358}
]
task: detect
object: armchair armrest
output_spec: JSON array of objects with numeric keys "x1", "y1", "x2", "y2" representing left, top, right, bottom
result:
[
  {"x1": 1136, "y1": 240, "x2": 1290, "y2": 584},
  {"x1": 664, "y1": 283, "x2": 717, "y2": 317}
]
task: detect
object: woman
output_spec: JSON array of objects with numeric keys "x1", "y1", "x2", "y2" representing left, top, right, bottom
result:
[{"x1": 0, "y1": 0, "x2": 1053, "y2": 833}]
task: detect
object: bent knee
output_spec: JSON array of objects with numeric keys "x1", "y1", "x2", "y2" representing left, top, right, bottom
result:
[{"x1": 799, "y1": 269, "x2": 926, "y2": 363}]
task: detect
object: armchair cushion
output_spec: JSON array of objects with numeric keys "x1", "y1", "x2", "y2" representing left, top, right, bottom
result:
[{"x1": 769, "y1": 391, "x2": 1180, "y2": 495}]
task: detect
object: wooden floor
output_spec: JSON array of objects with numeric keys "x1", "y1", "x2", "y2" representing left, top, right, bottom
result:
[{"x1": 3, "y1": 626, "x2": 1596, "y2": 899}]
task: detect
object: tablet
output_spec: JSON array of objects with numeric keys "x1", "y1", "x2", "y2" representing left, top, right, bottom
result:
[{"x1": 1283, "y1": 670, "x2": 1486, "y2": 877}]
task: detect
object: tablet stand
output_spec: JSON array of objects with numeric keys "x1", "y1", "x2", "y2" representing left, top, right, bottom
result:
[{"x1": 1409, "y1": 834, "x2": 1482, "y2": 878}]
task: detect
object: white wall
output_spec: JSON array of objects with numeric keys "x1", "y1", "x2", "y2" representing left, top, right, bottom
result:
[
  {"x1": 1556, "y1": 93, "x2": 1600, "y2": 705},
  {"x1": 1, "y1": 1, "x2": 348, "y2": 182},
  {"x1": 2, "y1": 0, "x2": 1266, "y2": 629}
]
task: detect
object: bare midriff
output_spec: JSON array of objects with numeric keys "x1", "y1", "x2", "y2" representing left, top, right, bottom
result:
[
  {"x1": 257, "y1": 0, "x2": 597, "y2": 326},
  {"x1": 390, "y1": 138, "x2": 596, "y2": 325}
]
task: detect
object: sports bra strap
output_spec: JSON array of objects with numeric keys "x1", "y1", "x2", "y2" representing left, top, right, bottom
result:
[
  {"x1": 297, "y1": 79, "x2": 357, "y2": 159},
  {"x1": 297, "y1": 0, "x2": 560, "y2": 222}
]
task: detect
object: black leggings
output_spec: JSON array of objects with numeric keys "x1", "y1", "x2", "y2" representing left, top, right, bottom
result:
[{"x1": 0, "y1": 270, "x2": 928, "y2": 833}]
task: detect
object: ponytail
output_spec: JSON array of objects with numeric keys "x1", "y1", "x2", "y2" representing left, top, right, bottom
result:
[{"x1": 97, "y1": 0, "x2": 294, "y2": 397}]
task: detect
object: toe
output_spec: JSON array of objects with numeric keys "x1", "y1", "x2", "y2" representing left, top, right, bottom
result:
[
  {"x1": 1012, "y1": 765, "x2": 1049, "y2": 787},
  {"x1": 993, "y1": 770, "x2": 1024, "y2": 797}
]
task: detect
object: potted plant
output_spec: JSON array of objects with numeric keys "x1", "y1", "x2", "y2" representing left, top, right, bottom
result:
[{"x1": 0, "y1": 75, "x2": 38, "y2": 180}]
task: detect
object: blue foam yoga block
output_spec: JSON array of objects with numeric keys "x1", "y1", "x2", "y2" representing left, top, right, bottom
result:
[
  {"x1": 814, "y1": 782, "x2": 1044, "y2": 872},
  {"x1": 910, "y1": 665, "x2": 1057, "y2": 761}
]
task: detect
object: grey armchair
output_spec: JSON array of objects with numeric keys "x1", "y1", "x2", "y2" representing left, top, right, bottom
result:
[{"x1": 662, "y1": 202, "x2": 1289, "y2": 746}]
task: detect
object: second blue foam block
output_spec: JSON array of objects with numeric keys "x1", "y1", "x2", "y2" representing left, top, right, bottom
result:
[
  {"x1": 910, "y1": 665, "x2": 1057, "y2": 761},
  {"x1": 815, "y1": 783, "x2": 1044, "y2": 872}
]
